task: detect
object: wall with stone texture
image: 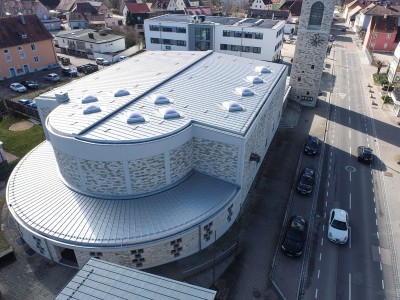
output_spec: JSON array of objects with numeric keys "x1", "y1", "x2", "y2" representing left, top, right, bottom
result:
[
  {"x1": 54, "y1": 149, "x2": 82, "y2": 190},
  {"x1": 170, "y1": 139, "x2": 193, "y2": 183}
]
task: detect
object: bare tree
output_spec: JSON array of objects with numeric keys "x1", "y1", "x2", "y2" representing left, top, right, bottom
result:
[{"x1": 376, "y1": 60, "x2": 383, "y2": 74}]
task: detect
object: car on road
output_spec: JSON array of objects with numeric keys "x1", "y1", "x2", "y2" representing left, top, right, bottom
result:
[
  {"x1": 281, "y1": 215, "x2": 308, "y2": 257},
  {"x1": 96, "y1": 57, "x2": 110, "y2": 65},
  {"x1": 44, "y1": 73, "x2": 60, "y2": 82},
  {"x1": 297, "y1": 167, "x2": 315, "y2": 195},
  {"x1": 20, "y1": 80, "x2": 39, "y2": 89},
  {"x1": 328, "y1": 208, "x2": 349, "y2": 244},
  {"x1": 77, "y1": 63, "x2": 99, "y2": 74},
  {"x1": 304, "y1": 135, "x2": 319, "y2": 155},
  {"x1": 10, "y1": 83, "x2": 27, "y2": 93},
  {"x1": 357, "y1": 146, "x2": 373, "y2": 163},
  {"x1": 18, "y1": 98, "x2": 32, "y2": 105},
  {"x1": 61, "y1": 67, "x2": 78, "y2": 77}
]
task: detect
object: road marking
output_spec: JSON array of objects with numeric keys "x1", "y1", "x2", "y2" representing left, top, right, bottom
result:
[
  {"x1": 375, "y1": 207, "x2": 376, "y2": 214},
  {"x1": 349, "y1": 273, "x2": 351, "y2": 300},
  {"x1": 349, "y1": 227, "x2": 351, "y2": 249},
  {"x1": 376, "y1": 219, "x2": 378, "y2": 225},
  {"x1": 349, "y1": 146, "x2": 351, "y2": 156},
  {"x1": 371, "y1": 179, "x2": 374, "y2": 184},
  {"x1": 380, "y1": 262, "x2": 383, "y2": 270},
  {"x1": 349, "y1": 131, "x2": 351, "y2": 139},
  {"x1": 322, "y1": 224, "x2": 325, "y2": 231},
  {"x1": 326, "y1": 191, "x2": 329, "y2": 197},
  {"x1": 324, "y1": 211, "x2": 326, "y2": 219},
  {"x1": 373, "y1": 197, "x2": 376, "y2": 203},
  {"x1": 315, "y1": 288, "x2": 318, "y2": 299},
  {"x1": 372, "y1": 188, "x2": 374, "y2": 193},
  {"x1": 318, "y1": 269, "x2": 320, "y2": 279},
  {"x1": 377, "y1": 232, "x2": 380, "y2": 239},
  {"x1": 349, "y1": 193, "x2": 351, "y2": 209},
  {"x1": 319, "y1": 253, "x2": 322, "y2": 261},
  {"x1": 349, "y1": 172, "x2": 352, "y2": 182},
  {"x1": 325, "y1": 201, "x2": 327, "y2": 207},
  {"x1": 339, "y1": 93, "x2": 346, "y2": 99},
  {"x1": 327, "y1": 181, "x2": 330, "y2": 187},
  {"x1": 382, "y1": 280, "x2": 385, "y2": 290}
]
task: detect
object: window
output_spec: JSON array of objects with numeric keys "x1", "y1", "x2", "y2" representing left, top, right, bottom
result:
[
  {"x1": 298, "y1": 77, "x2": 301, "y2": 82},
  {"x1": 163, "y1": 39, "x2": 171, "y2": 45},
  {"x1": 308, "y1": 2, "x2": 324, "y2": 29},
  {"x1": 372, "y1": 33, "x2": 377, "y2": 39},
  {"x1": 34, "y1": 56, "x2": 39, "y2": 63},
  {"x1": 223, "y1": 30, "x2": 231, "y2": 37},
  {"x1": 244, "y1": 32, "x2": 253, "y2": 39},
  {"x1": 242, "y1": 46, "x2": 251, "y2": 52},
  {"x1": 20, "y1": 52, "x2": 25, "y2": 59},
  {"x1": 230, "y1": 45, "x2": 240, "y2": 51},
  {"x1": 162, "y1": 26, "x2": 172, "y2": 32},
  {"x1": 31, "y1": 43, "x2": 36, "y2": 51},
  {"x1": 386, "y1": 34, "x2": 391, "y2": 40},
  {"x1": 220, "y1": 44, "x2": 227, "y2": 50},
  {"x1": 234, "y1": 31, "x2": 242, "y2": 38},
  {"x1": 177, "y1": 40, "x2": 186, "y2": 46},
  {"x1": 311, "y1": 65, "x2": 315, "y2": 69},
  {"x1": 6, "y1": 55, "x2": 11, "y2": 62},
  {"x1": 254, "y1": 33, "x2": 263, "y2": 40},
  {"x1": 176, "y1": 27, "x2": 186, "y2": 33},
  {"x1": 384, "y1": 43, "x2": 387, "y2": 49},
  {"x1": 149, "y1": 25, "x2": 160, "y2": 31},
  {"x1": 150, "y1": 38, "x2": 160, "y2": 44},
  {"x1": 3, "y1": 49, "x2": 9, "y2": 54},
  {"x1": 253, "y1": 47, "x2": 261, "y2": 53}
]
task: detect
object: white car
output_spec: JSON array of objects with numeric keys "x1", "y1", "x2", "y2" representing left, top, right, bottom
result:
[
  {"x1": 96, "y1": 57, "x2": 110, "y2": 65},
  {"x1": 44, "y1": 73, "x2": 60, "y2": 82},
  {"x1": 328, "y1": 208, "x2": 349, "y2": 244},
  {"x1": 10, "y1": 83, "x2": 27, "y2": 93}
]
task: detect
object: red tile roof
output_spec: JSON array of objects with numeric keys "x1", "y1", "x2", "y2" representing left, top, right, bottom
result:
[
  {"x1": 279, "y1": 0, "x2": 302, "y2": 17},
  {"x1": 365, "y1": 4, "x2": 400, "y2": 16},
  {"x1": 370, "y1": 15, "x2": 397, "y2": 33},
  {"x1": 125, "y1": 2, "x2": 151, "y2": 13},
  {"x1": 0, "y1": 14, "x2": 53, "y2": 49}
]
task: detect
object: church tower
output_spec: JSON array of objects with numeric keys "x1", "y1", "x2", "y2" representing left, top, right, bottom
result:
[{"x1": 289, "y1": 0, "x2": 335, "y2": 107}]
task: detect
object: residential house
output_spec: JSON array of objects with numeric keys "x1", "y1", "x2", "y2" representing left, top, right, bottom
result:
[
  {"x1": 144, "y1": 14, "x2": 285, "y2": 62},
  {"x1": 39, "y1": 0, "x2": 61, "y2": 10},
  {"x1": 279, "y1": 0, "x2": 302, "y2": 33},
  {"x1": 271, "y1": 0, "x2": 285, "y2": 10},
  {"x1": 166, "y1": 0, "x2": 190, "y2": 13},
  {"x1": 4, "y1": 0, "x2": 61, "y2": 30},
  {"x1": 354, "y1": 3, "x2": 376, "y2": 33},
  {"x1": 123, "y1": 2, "x2": 152, "y2": 33},
  {"x1": 54, "y1": 29, "x2": 126, "y2": 58},
  {"x1": 56, "y1": 0, "x2": 76, "y2": 13},
  {"x1": 250, "y1": 0, "x2": 272, "y2": 11},
  {"x1": 0, "y1": 14, "x2": 58, "y2": 80},
  {"x1": 248, "y1": 9, "x2": 290, "y2": 21},
  {"x1": 83, "y1": 1, "x2": 112, "y2": 16},
  {"x1": 364, "y1": 15, "x2": 399, "y2": 52},
  {"x1": 185, "y1": 6, "x2": 213, "y2": 15},
  {"x1": 67, "y1": 11, "x2": 105, "y2": 29},
  {"x1": 343, "y1": 0, "x2": 360, "y2": 20},
  {"x1": 345, "y1": 2, "x2": 365, "y2": 27},
  {"x1": 388, "y1": 43, "x2": 400, "y2": 84},
  {"x1": 149, "y1": 0, "x2": 168, "y2": 14}
]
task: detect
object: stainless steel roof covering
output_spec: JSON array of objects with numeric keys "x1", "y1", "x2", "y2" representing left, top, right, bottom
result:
[
  {"x1": 7, "y1": 142, "x2": 238, "y2": 246},
  {"x1": 56, "y1": 258, "x2": 217, "y2": 300},
  {"x1": 44, "y1": 51, "x2": 286, "y2": 143}
]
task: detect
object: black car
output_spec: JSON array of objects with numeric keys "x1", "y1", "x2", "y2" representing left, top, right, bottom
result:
[
  {"x1": 297, "y1": 167, "x2": 315, "y2": 195},
  {"x1": 20, "y1": 80, "x2": 39, "y2": 89},
  {"x1": 281, "y1": 215, "x2": 308, "y2": 257},
  {"x1": 61, "y1": 67, "x2": 78, "y2": 77},
  {"x1": 357, "y1": 146, "x2": 373, "y2": 163},
  {"x1": 304, "y1": 136, "x2": 319, "y2": 155}
]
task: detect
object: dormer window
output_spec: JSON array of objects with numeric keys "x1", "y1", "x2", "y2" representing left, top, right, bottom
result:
[
  {"x1": 81, "y1": 94, "x2": 98, "y2": 104},
  {"x1": 83, "y1": 104, "x2": 101, "y2": 114},
  {"x1": 159, "y1": 107, "x2": 180, "y2": 119},
  {"x1": 222, "y1": 101, "x2": 244, "y2": 112},
  {"x1": 151, "y1": 94, "x2": 171, "y2": 104},
  {"x1": 126, "y1": 111, "x2": 145, "y2": 123},
  {"x1": 114, "y1": 89, "x2": 130, "y2": 97},
  {"x1": 235, "y1": 87, "x2": 254, "y2": 96}
]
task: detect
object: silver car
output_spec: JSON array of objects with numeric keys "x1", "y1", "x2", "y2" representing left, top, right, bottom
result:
[{"x1": 10, "y1": 83, "x2": 27, "y2": 93}]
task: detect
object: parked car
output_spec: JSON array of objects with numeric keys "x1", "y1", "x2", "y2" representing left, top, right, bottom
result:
[
  {"x1": 27, "y1": 101, "x2": 37, "y2": 109},
  {"x1": 61, "y1": 67, "x2": 78, "y2": 77},
  {"x1": 357, "y1": 146, "x2": 373, "y2": 163},
  {"x1": 281, "y1": 215, "x2": 308, "y2": 257},
  {"x1": 328, "y1": 209, "x2": 349, "y2": 244},
  {"x1": 44, "y1": 73, "x2": 60, "y2": 82},
  {"x1": 18, "y1": 98, "x2": 32, "y2": 105},
  {"x1": 304, "y1": 136, "x2": 319, "y2": 155},
  {"x1": 10, "y1": 83, "x2": 27, "y2": 93},
  {"x1": 77, "y1": 63, "x2": 99, "y2": 74},
  {"x1": 59, "y1": 57, "x2": 70, "y2": 66},
  {"x1": 20, "y1": 80, "x2": 39, "y2": 89},
  {"x1": 118, "y1": 56, "x2": 127, "y2": 62},
  {"x1": 297, "y1": 167, "x2": 315, "y2": 195},
  {"x1": 96, "y1": 57, "x2": 110, "y2": 65}
]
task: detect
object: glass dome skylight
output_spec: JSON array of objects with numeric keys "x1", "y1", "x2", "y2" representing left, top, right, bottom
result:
[
  {"x1": 222, "y1": 101, "x2": 244, "y2": 112},
  {"x1": 159, "y1": 107, "x2": 180, "y2": 119},
  {"x1": 235, "y1": 87, "x2": 254, "y2": 96},
  {"x1": 114, "y1": 89, "x2": 130, "y2": 97},
  {"x1": 126, "y1": 111, "x2": 145, "y2": 123},
  {"x1": 151, "y1": 94, "x2": 171, "y2": 104},
  {"x1": 255, "y1": 66, "x2": 271, "y2": 73},
  {"x1": 81, "y1": 94, "x2": 98, "y2": 104},
  {"x1": 246, "y1": 76, "x2": 264, "y2": 84},
  {"x1": 83, "y1": 104, "x2": 101, "y2": 114}
]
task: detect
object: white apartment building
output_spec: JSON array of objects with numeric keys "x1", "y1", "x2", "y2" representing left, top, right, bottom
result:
[{"x1": 144, "y1": 14, "x2": 285, "y2": 62}]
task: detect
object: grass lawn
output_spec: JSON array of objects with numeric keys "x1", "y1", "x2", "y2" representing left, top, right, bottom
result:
[
  {"x1": 0, "y1": 115, "x2": 45, "y2": 157},
  {"x1": 0, "y1": 115, "x2": 45, "y2": 252}
]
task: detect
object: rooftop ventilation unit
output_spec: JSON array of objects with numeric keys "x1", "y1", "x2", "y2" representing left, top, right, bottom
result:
[
  {"x1": 126, "y1": 111, "x2": 145, "y2": 123},
  {"x1": 255, "y1": 66, "x2": 271, "y2": 73},
  {"x1": 235, "y1": 87, "x2": 254, "y2": 96},
  {"x1": 114, "y1": 89, "x2": 130, "y2": 97},
  {"x1": 160, "y1": 107, "x2": 180, "y2": 119},
  {"x1": 55, "y1": 91, "x2": 70, "y2": 103},
  {"x1": 83, "y1": 104, "x2": 101, "y2": 114},
  {"x1": 246, "y1": 76, "x2": 264, "y2": 84},
  {"x1": 222, "y1": 101, "x2": 244, "y2": 112},
  {"x1": 81, "y1": 94, "x2": 98, "y2": 104},
  {"x1": 151, "y1": 94, "x2": 171, "y2": 104}
]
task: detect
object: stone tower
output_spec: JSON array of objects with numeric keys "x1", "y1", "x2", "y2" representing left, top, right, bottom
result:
[{"x1": 289, "y1": 0, "x2": 335, "y2": 107}]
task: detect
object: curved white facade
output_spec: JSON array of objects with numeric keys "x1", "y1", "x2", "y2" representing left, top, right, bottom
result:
[{"x1": 7, "y1": 50, "x2": 287, "y2": 269}]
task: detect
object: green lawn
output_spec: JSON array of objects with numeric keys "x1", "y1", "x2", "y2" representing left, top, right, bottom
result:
[{"x1": 0, "y1": 115, "x2": 45, "y2": 252}]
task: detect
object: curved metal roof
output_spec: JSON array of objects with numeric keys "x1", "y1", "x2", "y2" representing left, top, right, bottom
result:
[{"x1": 7, "y1": 142, "x2": 238, "y2": 247}]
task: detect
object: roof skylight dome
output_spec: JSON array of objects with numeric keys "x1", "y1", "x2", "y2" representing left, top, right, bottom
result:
[
  {"x1": 83, "y1": 104, "x2": 101, "y2": 114},
  {"x1": 222, "y1": 101, "x2": 244, "y2": 112},
  {"x1": 81, "y1": 94, "x2": 98, "y2": 104},
  {"x1": 126, "y1": 111, "x2": 145, "y2": 123},
  {"x1": 151, "y1": 94, "x2": 171, "y2": 104},
  {"x1": 255, "y1": 66, "x2": 271, "y2": 73},
  {"x1": 114, "y1": 89, "x2": 130, "y2": 97},
  {"x1": 246, "y1": 76, "x2": 264, "y2": 84},
  {"x1": 235, "y1": 87, "x2": 254, "y2": 96},
  {"x1": 159, "y1": 107, "x2": 180, "y2": 119}
]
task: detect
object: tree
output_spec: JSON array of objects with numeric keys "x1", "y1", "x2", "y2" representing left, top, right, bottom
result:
[
  {"x1": 377, "y1": 60, "x2": 383, "y2": 74},
  {"x1": 125, "y1": 12, "x2": 132, "y2": 26}
]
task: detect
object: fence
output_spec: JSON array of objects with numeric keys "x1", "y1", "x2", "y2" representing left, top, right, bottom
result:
[{"x1": 4, "y1": 99, "x2": 40, "y2": 120}]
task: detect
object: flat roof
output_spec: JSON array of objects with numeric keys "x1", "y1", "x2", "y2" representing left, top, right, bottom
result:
[
  {"x1": 42, "y1": 51, "x2": 286, "y2": 143},
  {"x1": 56, "y1": 258, "x2": 217, "y2": 300},
  {"x1": 55, "y1": 29, "x2": 124, "y2": 43},
  {"x1": 7, "y1": 142, "x2": 238, "y2": 246}
]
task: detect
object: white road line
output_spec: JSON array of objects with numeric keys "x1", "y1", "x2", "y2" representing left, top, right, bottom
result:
[
  {"x1": 349, "y1": 273, "x2": 352, "y2": 300},
  {"x1": 319, "y1": 253, "x2": 322, "y2": 261},
  {"x1": 377, "y1": 232, "x2": 380, "y2": 239},
  {"x1": 376, "y1": 219, "x2": 378, "y2": 225},
  {"x1": 349, "y1": 146, "x2": 352, "y2": 156},
  {"x1": 382, "y1": 280, "x2": 385, "y2": 290},
  {"x1": 349, "y1": 105, "x2": 351, "y2": 110},
  {"x1": 349, "y1": 193, "x2": 351, "y2": 209},
  {"x1": 372, "y1": 188, "x2": 374, "y2": 193},
  {"x1": 327, "y1": 181, "x2": 330, "y2": 187},
  {"x1": 379, "y1": 246, "x2": 381, "y2": 254},
  {"x1": 367, "y1": 137, "x2": 369, "y2": 142},
  {"x1": 371, "y1": 179, "x2": 374, "y2": 184},
  {"x1": 325, "y1": 201, "x2": 327, "y2": 207},
  {"x1": 315, "y1": 288, "x2": 318, "y2": 299},
  {"x1": 373, "y1": 197, "x2": 376, "y2": 203},
  {"x1": 322, "y1": 224, "x2": 325, "y2": 231},
  {"x1": 318, "y1": 269, "x2": 320, "y2": 279},
  {"x1": 375, "y1": 207, "x2": 377, "y2": 214},
  {"x1": 324, "y1": 211, "x2": 326, "y2": 219},
  {"x1": 326, "y1": 191, "x2": 329, "y2": 197},
  {"x1": 349, "y1": 172, "x2": 352, "y2": 182},
  {"x1": 331, "y1": 152, "x2": 333, "y2": 156},
  {"x1": 380, "y1": 262, "x2": 383, "y2": 271}
]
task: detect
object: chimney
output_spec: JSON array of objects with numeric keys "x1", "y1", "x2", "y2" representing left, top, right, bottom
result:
[{"x1": 19, "y1": 14, "x2": 25, "y2": 25}]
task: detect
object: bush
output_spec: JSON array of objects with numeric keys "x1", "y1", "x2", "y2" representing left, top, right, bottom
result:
[{"x1": 373, "y1": 73, "x2": 389, "y2": 85}]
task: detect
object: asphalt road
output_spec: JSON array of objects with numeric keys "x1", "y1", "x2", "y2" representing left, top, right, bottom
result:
[{"x1": 304, "y1": 25, "x2": 396, "y2": 299}]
